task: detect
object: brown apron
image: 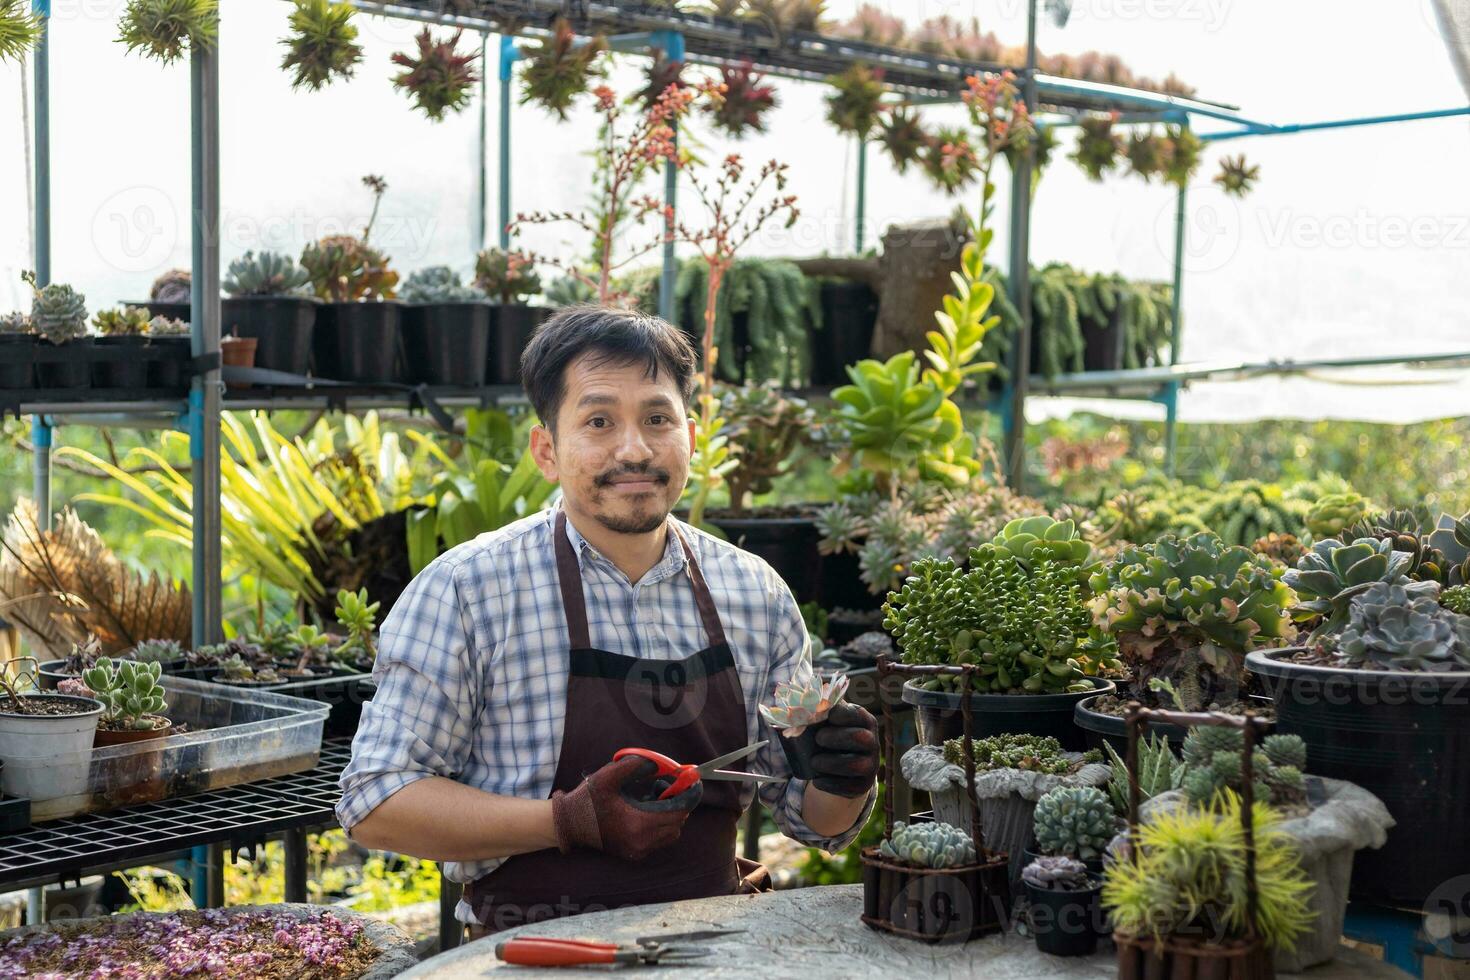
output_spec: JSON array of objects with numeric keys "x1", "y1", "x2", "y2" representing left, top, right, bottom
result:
[{"x1": 464, "y1": 512, "x2": 769, "y2": 934}]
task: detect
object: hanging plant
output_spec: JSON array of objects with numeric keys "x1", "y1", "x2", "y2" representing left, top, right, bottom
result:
[
  {"x1": 825, "y1": 63, "x2": 887, "y2": 140},
  {"x1": 391, "y1": 27, "x2": 481, "y2": 122},
  {"x1": 878, "y1": 105, "x2": 927, "y2": 173},
  {"x1": 743, "y1": 0, "x2": 827, "y2": 34},
  {"x1": 1214, "y1": 154, "x2": 1260, "y2": 197},
  {"x1": 1124, "y1": 130, "x2": 1168, "y2": 182},
  {"x1": 1163, "y1": 125, "x2": 1203, "y2": 187},
  {"x1": 117, "y1": 0, "x2": 218, "y2": 66},
  {"x1": 833, "y1": 3, "x2": 906, "y2": 46},
  {"x1": 520, "y1": 16, "x2": 607, "y2": 121},
  {"x1": 704, "y1": 61, "x2": 778, "y2": 138},
  {"x1": 637, "y1": 52, "x2": 686, "y2": 111},
  {"x1": 920, "y1": 126, "x2": 979, "y2": 196},
  {"x1": 280, "y1": 0, "x2": 362, "y2": 91},
  {"x1": 1070, "y1": 114, "x2": 1121, "y2": 182},
  {"x1": 0, "y1": 0, "x2": 42, "y2": 65}
]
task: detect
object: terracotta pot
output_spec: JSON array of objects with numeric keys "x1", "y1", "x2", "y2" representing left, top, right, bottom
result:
[
  {"x1": 93, "y1": 716, "x2": 172, "y2": 747},
  {"x1": 220, "y1": 336, "x2": 258, "y2": 389}
]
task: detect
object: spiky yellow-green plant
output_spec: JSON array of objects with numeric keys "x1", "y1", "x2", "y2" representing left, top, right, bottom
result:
[
  {"x1": 280, "y1": 0, "x2": 362, "y2": 91},
  {"x1": 118, "y1": 0, "x2": 218, "y2": 65},
  {"x1": 0, "y1": 0, "x2": 43, "y2": 64}
]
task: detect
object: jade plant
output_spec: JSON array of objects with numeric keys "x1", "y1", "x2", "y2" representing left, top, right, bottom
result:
[
  {"x1": 82, "y1": 657, "x2": 168, "y2": 731},
  {"x1": 1285, "y1": 536, "x2": 1434, "y2": 638},
  {"x1": 1023, "y1": 855, "x2": 1092, "y2": 891},
  {"x1": 1033, "y1": 785, "x2": 1115, "y2": 861},
  {"x1": 941, "y1": 733, "x2": 1101, "y2": 774},
  {"x1": 92, "y1": 306, "x2": 152, "y2": 337},
  {"x1": 224, "y1": 251, "x2": 312, "y2": 298},
  {"x1": 398, "y1": 266, "x2": 481, "y2": 304},
  {"x1": 391, "y1": 27, "x2": 481, "y2": 122},
  {"x1": 1180, "y1": 726, "x2": 1307, "y2": 809},
  {"x1": 1331, "y1": 579, "x2": 1470, "y2": 672},
  {"x1": 280, "y1": 0, "x2": 362, "y2": 91},
  {"x1": 473, "y1": 248, "x2": 542, "y2": 304},
  {"x1": 300, "y1": 176, "x2": 398, "y2": 301},
  {"x1": 1089, "y1": 532, "x2": 1297, "y2": 710},
  {"x1": 21, "y1": 270, "x2": 88, "y2": 344},
  {"x1": 878, "y1": 821, "x2": 975, "y2": 869}
]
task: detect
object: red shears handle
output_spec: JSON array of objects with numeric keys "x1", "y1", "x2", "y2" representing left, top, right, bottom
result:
[
  {"x1": 496, "y1": 937, "x2": 622, "y2": 966},
  {"x1": 612, "y1": 748, "x2": 700, "y2": 799}
]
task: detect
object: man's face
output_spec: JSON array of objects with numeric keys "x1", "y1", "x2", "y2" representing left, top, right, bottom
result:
[{"x1": 530, "y1": 353, "x2": 695, "y2": 535}]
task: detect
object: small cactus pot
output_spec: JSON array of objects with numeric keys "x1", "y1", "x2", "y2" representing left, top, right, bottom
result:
[
  {"x1": 1024, "y1": 875, "x2": 1105, "y2": 957},
  {"x1": 775, "y1": 721, "x2": 825, "y2": 780},
  {"x1": 860, "y1": 846, "x2": 1011, "y2": 943}
]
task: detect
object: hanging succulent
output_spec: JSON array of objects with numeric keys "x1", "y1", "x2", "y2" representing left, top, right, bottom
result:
[
  {"x1": 834, "y1": 3, "x2": 906, "y2": 46},
  {"x1": 920, "y1": 126, "x2": 978, "y2": 195},
  {"x1": 824, "y1": 62, "x2": 887, "y2": 140},
  {"x1": 704, "y1": 61, "x2": 778, "y2": 138},
  {"x1": 1124, "y1": 130, "x2": 1168, "y2": 182},
  {"x1": 636, "y1": 52, "x2": 686, "y2": 111},
  {"x1": 391, "y1": 27, "x2": 481, "y2": 122},
  {"x1": 1070, "y1": 114, "x2": 1121, "y2": 181},
  {"x1": 1214, "y1": 153, "x2": 1260, "y2": 198},
  {"x1": 519, "y1": 17, "x2": 606, "y2": 121},
  {"x1": 117, "y1": 0, "x2": 218, "y2": 66},
  {"x1": 1163, "y1": 125, "x2": 1203, "y2": 187},
  {"x1": 744, "y1": 0, "x2": 827, "y2": 34},
  {"x1": 280, "y1": 0, "x2": 362, "y2": 92},
  {"x1": 0, "y1": 0, "x2": 42, "y2": 65},
  {"x1": 878, "y1": 104, "x2": 927, "y2": 173}
]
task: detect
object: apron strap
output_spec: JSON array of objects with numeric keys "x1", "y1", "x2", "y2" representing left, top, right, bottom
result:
[{"x1": 552, "y1": 511, "x2": 729, "y2": 651}]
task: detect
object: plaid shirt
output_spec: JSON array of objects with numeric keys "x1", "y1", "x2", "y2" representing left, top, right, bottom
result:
[{"x1": 338, "y1": 505, "x2": 874, "y2": 915}]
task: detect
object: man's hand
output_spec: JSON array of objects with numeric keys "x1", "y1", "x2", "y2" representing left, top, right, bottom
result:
[
  {"x1": 810, "y1": 703, "x2": 879, "y2": 798},
  {"x1": 552, "y1": 756, "x2": 699, "y2": 861}
]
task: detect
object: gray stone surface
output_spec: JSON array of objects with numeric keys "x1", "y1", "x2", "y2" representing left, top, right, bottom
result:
[{"x1": 399, "y1": 885, "x2": 1407, "y2": 979}]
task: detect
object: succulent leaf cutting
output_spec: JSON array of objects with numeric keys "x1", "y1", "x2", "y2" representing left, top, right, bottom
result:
[{"x1": 758, "y1": 671, "x2": 848, "y2": 736}]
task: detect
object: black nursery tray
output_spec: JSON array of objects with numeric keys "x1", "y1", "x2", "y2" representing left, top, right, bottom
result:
[{"x1": 0, "y1": 796, "x2": 31, "y2": 834}]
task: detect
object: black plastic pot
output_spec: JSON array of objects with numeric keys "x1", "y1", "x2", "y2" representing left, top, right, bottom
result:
[
  {"x1": 775, "y1": 721, "x2": 825, "y2": 779},
  {"x1": 35, "y1": 660, "x2": 76, "y2": 691},
  {"x1": 93, "y1": 335, "x2": 150, "y2": 389},
  {"x1": 902, "y1": 677, "x2": 1114, "y2": 751},
  {"x1": 1248, "y1": 648, "x2": 1470, "y2": 905},
  {"x1": 1073, "y1": 693, "x2": 1189, "y2": 758},
  {"x1": 1024, "y1": 877, "x2": 1105, "y2": 957},
  {"x1": 705, "y1": 512, "x2": 821, "y2": 605},
  {"x1": 400, "y1": 302, "x2": 491, "y2": 387},
  {"x1": 313, "y1": 302, "x2": 401, "y2": 383},
  {"x1": 1080, "y1": 303, "x2": 1126, "y2": 373},
  {"x1": 816, "y1": 546, "x2": 886, "y2": 615},
  {"x1": 487, "y1": 304, "x2": 550, "y2": 385},
  {"x1": 138, "y1": 301, "x2": 190, "y2": 323},
  {"x1": 222, "y1": 296, "x2": 318, "y2": 375},
  {"x1": 34, "y1": 337, "x2": 93, "y2": 390},
  {"x1": 147, "y1": 336, "x2": 192, "y2": 389},
  {"x1": 0, "y1": 334, "x2": 34, "y2": 389},
  {"x1": 810, "y1": 281, "x2": 878, "y2": 386}
]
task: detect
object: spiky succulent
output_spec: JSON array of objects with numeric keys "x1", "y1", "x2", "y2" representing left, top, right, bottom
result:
[
  {"x1": 942, "y1": 733, "x2": 1100, "y2": 774},
  {"x1": 519, "y1": 17, "x2": 606, "y2": 120},
  {"x1": 398, "y1": 266, "x2": 482, "y2": 304},
  {"x1": 825, "y1": 62, "x2": 886, "y2": 139},
  {"x1": 705, "y1": 60, "x2": 778, "y2": 138},
  {"x1": 1102, "y1": 735, "x2": 1181, "y2": 817},
  {"x1": 1305, "y1": 491, "x2": 1372, "y2": 540},
  {"x1": 878, "y1": 104, "x2": 927, "y2": 173},
  {"x1": 473, "y1": 248, "x2": 542, "y2": 304},
  {"x1": 0, "y1": 0, "x2": 43, "y2": 65},
  {"x1": 280, "y1": 0, "x2": 362, "y2": 91},
  {"x1": 1180, "y1": 726, "x2": 1306, "y2": 808},
  {"x1": 1124, "y1": 131, "x2": 1168, "y2": 182},
  {"x1": 224, "y1": 250, "x2": 312, "y2": 298},
  {"x1": 21, "y1": 270, "x2": 88, "y2": 343},
  {"x1": 1253, "y1": 532, "x2": 1307, "y2": 567},
  {"x1": 1214, "y1": 154, "x2": 1260, "y2": 198},
  {"x1": 392, "y1": 27, "x2": 481, "y2": 122},
  {"x1": 920, "y1": 126, "x2": 978, "y2": 194},
  {"x1": 1285, "y1": 537, "x2": 1437, "y2": 638},
  {"x1": 82, "y1": 657, "x2": 167, "y2": 730},
  {"x1": 92, "y1": 306, "x2": 152, "y2": 337},
  {"x1": 988, "y1": 516, "x2": 1095, "y2": 577},
  {"x1": 1443, "y1": 585, "x2": 1470, "y2": 616},
  {"x1": 1034, "y1": 785, "x2": 1116, "y2": 860},
  {"x1": 301, "y1": 236, "x2": 398, "y2": 301},
  {"x1": 150, "y1": 268, "x2": 191, "y2": 303},
  {"x1": 129, "y1": 639, "x2": 185, "y2": 664},
  {"x1": 1088, "y1": 532, "x2": 1297, "y2": 709},
  {"x1": 1023, "y1": 855, "x2": 1092, "y2": 891},
  {"x1": 1162, "y1": 125, "x2": 1203, "y2": 187},
  {"x1": 117, "y1": 0, "x2": 218, "y2": 66},
  {"x1": 1333, "y1": 579, "x2": 1470, "y2": 672},
  {"x1": 1071, "y1": 115, "x2": 1121, "y2": 181},
  {"x1": 878, "y1": 820, "x2": 975, "y2": 869},
  {"x1": 148, "y1": 315, "x2": 189, "y2": 336},
  {"x1": 758, "y1": 672, "x2": 848, "y2": 736}
]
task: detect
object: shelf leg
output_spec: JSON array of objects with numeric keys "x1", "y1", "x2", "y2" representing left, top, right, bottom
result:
[
  {"x1": 439, "y1": 866, "x2": 463, "y2": 951},
  {"x1": 31, "y1": 416, "x2": 51, "y2": 530},
  {"x1": 284, "y1": 829, "x2": 308, "y2": 904}
]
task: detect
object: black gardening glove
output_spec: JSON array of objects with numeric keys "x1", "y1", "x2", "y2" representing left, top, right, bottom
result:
[{"x1": 809, "y1": 703, "x2": 878, "y2": 799}]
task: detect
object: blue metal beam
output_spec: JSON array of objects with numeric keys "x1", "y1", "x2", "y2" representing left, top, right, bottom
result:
[{"x1": 1202, "y1": 106, "x2": 1470, "y2": 142}]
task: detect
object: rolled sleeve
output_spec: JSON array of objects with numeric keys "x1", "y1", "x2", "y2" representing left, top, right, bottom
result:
[
  {"x1": 336, "y1": 556, "x2": 482, "y2": 834},
  {"x1": 752, "y1": 573, "x2": 876, "y2": 853}
]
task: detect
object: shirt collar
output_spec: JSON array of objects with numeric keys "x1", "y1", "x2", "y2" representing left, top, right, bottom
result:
[{"x1": 557, "y1": 505, "x2": 689, "y2": 582}]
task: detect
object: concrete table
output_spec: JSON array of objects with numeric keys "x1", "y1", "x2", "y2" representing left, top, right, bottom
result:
[{"x1": 400, "y1": 885, "x2": 1409, "y2": 979}]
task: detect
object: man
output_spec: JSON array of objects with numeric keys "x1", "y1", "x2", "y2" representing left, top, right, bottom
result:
[{"x1": 337, "y1": 306, "x2": 878, "y2": 934}]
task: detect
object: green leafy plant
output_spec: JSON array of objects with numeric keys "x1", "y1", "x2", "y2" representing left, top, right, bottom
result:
[
  {"x1": 704, "y1": 60, "x2": 777, "y2": 138},
  {"x1": 332, "y1": 587, "x2": 379, "y2": 667},
  {"x1": 117, "y1": 0, "x2": 217, "y2": 65},
  {"x1": 280, "y1": 0, "x2": 361, "y2": 91},
  {"x1": 1285, "y1": 536, "x2": 1433, "y2": 638},
  {"x1": 824, "y1": 62, "x2": 886, "y2": 139},
  {"x1": 21, "y1": 270, "x2": 87, "y2": 344},
  {"x1": 1034, "y1": 785, "x2": 1115, "y2": 860},
  {"x1": 878, "y1": 820, "x2": 975, "y2": 869},
  {"x1": 1023, "y1": 855, "x2": 1092, "y2": 891},
  {"x1": 1124, "y1": 130, "x2": 1169, "y2": 182},
  {"x1": 1443, "y1": 585, "x2": 1470, "y2": 616},
  {"x1": 287, "y1": 624, "x2": 332, "y2": 670},
  {"x1": 988, "y1": 516, "x2": 1095, "y2": 575},
  {"x1": 81, "y1": 657, "x2": 168, "y2": 730},
  {"x1": 941, "y1": 733, "x2": 1101, "y2": 774},
  {"x1": 300, "y1": 176, "x2": 399, "y2": 301},
  {"x1": 392, "y1": 27, "x2": 481, "y2": 122},
  {"x1": 0, "y1": 0, "x2": 42, "y2": 64},
  {"x1": 399, "y1": 266, "x2": 481, "y2": 304},
  {"x1": 1180, "y1": 726, "x2": 1306, "y2": 808},
  {"x1": 1163, "y1": 125, "x2": 1204, "y2": 187},
  {"x1": 1103, "y1": 793, "x2": 1314, "y2": 952},
  {"x1": 1071, "y1": 115, "x2": 1121, "y2": 181},
  {"x1": 1102, "y1": 735, "x2": 1181, "y2": 817},
  {"x1": 1214, "y1": 154, "x2": 1260, "y2": 198},
  {"x1": 665, "y1": 257, "x2": 818, "y2": 387},
  {"x1": 1332, "y1": 578, "x2": 1470, "y2": 672},
  {"x1": 93, "y1": 306, "x2": 152, "y2": 337},
  {"x1": 473, "y1": 248, "x2": 542, "y2": 304},
  {"x1": 1305, "y1": 491, "x2": 1372, "y2": 540},
  {"x1": 519, "y1": 17, "x2": 606, "y2": 120},
  {"x1": 717, "y1": 382, "x2": 815, "y2": 513},
  {"x1": 223, "y1": 251, "x2": 311, "y2": 298},
  {"x1": 1089, "y1": 532, "x2": 1297, "y2": 709}
]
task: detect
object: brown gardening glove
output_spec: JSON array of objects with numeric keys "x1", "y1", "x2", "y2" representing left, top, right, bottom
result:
[
  {"x1": 810, "y1": 703, "x2": 879, "y2": 799},
  {"x1": 551, "y1": 755, "x2": 701, "y2": 861}
]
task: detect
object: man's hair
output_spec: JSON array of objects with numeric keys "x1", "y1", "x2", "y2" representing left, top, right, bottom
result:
[{"x1": 519, "y1": 305, "x2": 697, "y2": 430}]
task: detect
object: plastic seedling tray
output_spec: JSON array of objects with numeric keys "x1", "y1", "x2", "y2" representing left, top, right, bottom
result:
[
  {"x1": 200, "y1": 668, "x2": 375, "y2": 738},
  {"x1": 3, "y1": 677, "x2": 328, "y2": 822}
]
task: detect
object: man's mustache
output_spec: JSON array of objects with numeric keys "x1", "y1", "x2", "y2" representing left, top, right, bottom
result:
[{"x1": 594, "y1": 465, "x2": 671, "y2": 488}]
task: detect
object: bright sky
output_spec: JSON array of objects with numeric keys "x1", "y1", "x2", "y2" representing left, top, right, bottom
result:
[{"x1": 1, "y1": 0, "x2": 1467, "y2": 422}]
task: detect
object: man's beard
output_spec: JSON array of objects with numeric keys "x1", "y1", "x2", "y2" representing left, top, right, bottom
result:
[
  {"x1": 592, "y1": 463, "x2": 672, "y2": 535},
  {"x1": 595, "y1": 508, "x2": 668, "y2": 535}
]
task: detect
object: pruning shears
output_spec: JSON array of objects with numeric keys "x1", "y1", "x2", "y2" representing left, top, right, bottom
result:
[
  {"x1": 613, "y1": 740, "x2": 783, "y2": 804},
  {"x1": 495, "y1": 929, "x2": 744, "y2": 967}
]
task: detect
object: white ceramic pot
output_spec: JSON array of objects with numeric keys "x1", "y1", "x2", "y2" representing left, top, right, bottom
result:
[{"x1": 0, "y1": 695, "x2": 103, "y2": 801}]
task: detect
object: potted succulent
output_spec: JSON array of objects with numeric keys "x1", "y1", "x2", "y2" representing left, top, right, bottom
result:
[
  {"x1": 0, "y1": 309, "x2": 33, "y2": 389},
  {"x1": 0, "y1": 658, "x2": 105, "y2": 803},
  {"x1": 21, "y1": 270, "x2": 92, "y2": 390},
  {"x1": 140, "y1": 267, "x2": 191, "y2": 322},
  {"x1": 862, "y1": 820, "x2": 1007, "y2": 942},
  {"x1": 397, "y1": 265, "x2": 489, "y2": 387},
  {"x1": 1022, "y1": 855, "x2": 1106, "y2": 957},
  {"x1": 473, "y1": 247, "x2": 545, "y2": 385},
  {"x1": 1248, "y1": 576, "x2": 1470, "y2": 905},
  {"x1": 301, "y1": 175, "x2": 401, "y2": 383},
  {"x1": 146, "y1": 314, "x2": 191, "y2": 388},
  {"x1": 1026, "y1": 784, "x2": 1117, "y2": 875},
  {"x1": 36, "y1": 636, "x2": 108, "y2": 690},
  {"x1": 91, "y1": 305, "x2": 152, "y2": 389},
  {"x1": 215, "y1": 652, "x2": 284, "y2": 687},
  {"x1": 330, "y1": 587, "x2": 380, "y2": 673},
  {"x1": 80, "y1": 657, "x2": 172, "y2": 746},
  {"x1": 277, "y1": 624, "x2": 337, "y2": 680},
  {"x1": 757, "y1": 671, "x2": 849, "y2": 779},
  {"x1": 1078, "y1": 532, "x2": 1297, "y2": 752},
  {"x1": 221, "y1": 250, "x2": 319, "y2": 375},
  {"x1": 886, "y1": 517, "x2": 1118, "y2": 748}
]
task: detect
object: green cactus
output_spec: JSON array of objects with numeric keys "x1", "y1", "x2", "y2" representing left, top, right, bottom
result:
[
  {"x1": 1305, "y1": 492, "x2": 1372, "y2": 540},
  {"x1": 1179, "y1": 726, "x2": 1306, "y2": 808},
  {"x1": 81, "y1": 657, "x2": 168, "y2": 730},
  {"x1": 1334, "y1": 579, "x2": 1470, "y2": 672},
  {"x1": 1285, "y1": 536, "x2": 1435, "y2": 638},
  {"x1": 1443, "y1": 585, "x2": 1470, "y2": 616},
  {"x1": 21, "y1": 270, "x2": 88, "y2": 344},
  {"x1": 92, "y1": 306, "x2": 152, "y2": 337},
  {"x1": 398, "y1": 266, "x2": 482, "y2": 304},
  {"x1": 1033, "y1": 785, "x2": 1116, "y2": 860},
  {"x1": 988, "y1": 516, "x2": 1096, "y2": 576},
  {"x1": 878, "y1": 820, "x2": 976, "y2": 869},
  {"x1": 224, "y1": 250, "x2": 312, "y2": 297},
  {"x1": 1089, "y1": 532, "x2": 1297, "y2": 709}
]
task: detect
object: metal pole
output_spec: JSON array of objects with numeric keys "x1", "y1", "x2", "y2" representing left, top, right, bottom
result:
[
  {"x1": 476, "y1": 31, "x2": 489, "y2": 255},
  {"x1": 283, "y1": 830, "x2": 308, "y2": 904},
  {"x1": 498, "y1": 35, "x2": 514, "y2": 250},
  {"x1": 1164, "y1": 181, "x2": 1187, "y2": 477},
  {"x1": 32, "y1": 0, "x2": 49, "y2": 286},
  {"x1": 439, "y1": 869, "x2": 463, "y2": 950},
  {"x1": 30, "y1": 417, "x2": 50, "y2": 530},
  {"x1": 657, "y1": 32, "x2": 685, "y2": 321},
  {"x1": 853, "y1": 136, "x2": 867, "y2": 254},
  {"x1": 190, "y1": 27, "x2": 222, "y2": 648},
  {"x1": 1003, "y1": 0, "x2": 1039, "y2": 491}
]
